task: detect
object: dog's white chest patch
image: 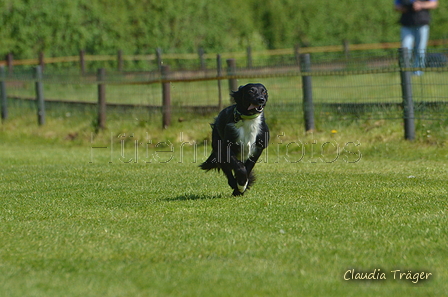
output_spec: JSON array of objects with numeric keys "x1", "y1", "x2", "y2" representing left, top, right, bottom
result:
[{"x1": 235, "y1": 116, "x2": 262, "y2": 161}]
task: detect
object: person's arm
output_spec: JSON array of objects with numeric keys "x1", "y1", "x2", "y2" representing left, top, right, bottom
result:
[
  {"x1": 394, "y1": 0, "x2": 408, "y2": 13},
  {"x1": 413, "y1": 0, "x2": 439, "y2": 11},
  {"x1": 395, "y1": 4, "x2": 408, "y2": 13}
]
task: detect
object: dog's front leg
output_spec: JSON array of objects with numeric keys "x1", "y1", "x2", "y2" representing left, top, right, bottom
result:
[
  {"x1": 244, "y1": 131, "x2": 269, "y2": 188},
  {"x1": 244, "y1": 146, "x2": 263, "y2": 188},
  {"x1": 245, "y1": 147, "x2": 262, "y2": 174},
  {"x1": 246, "y1": 131, "x2": 269, "y2": 174}
]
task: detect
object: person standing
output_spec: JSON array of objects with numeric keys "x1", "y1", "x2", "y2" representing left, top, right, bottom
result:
[{"x1": 394, "y1": 0, "x2": 439, "y2": 75}]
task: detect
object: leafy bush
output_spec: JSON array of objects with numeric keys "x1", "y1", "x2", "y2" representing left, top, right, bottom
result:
[{"x1": 0, "y1": 0, "x2": 447, "y2": 59}]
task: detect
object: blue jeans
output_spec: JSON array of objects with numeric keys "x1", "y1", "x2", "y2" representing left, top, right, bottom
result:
[{"x1": 401, "y1": 25, "x2": 430, "y2": 69}]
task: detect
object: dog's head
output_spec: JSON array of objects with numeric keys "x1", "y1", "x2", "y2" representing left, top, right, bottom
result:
[{"x1": 231, "y1": 83, "x2": 268, "y2": 115}]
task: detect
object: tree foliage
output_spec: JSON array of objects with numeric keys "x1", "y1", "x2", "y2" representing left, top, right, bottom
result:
[{"x1": 0, "y1": 0, "x2": 447, "y2": 59}]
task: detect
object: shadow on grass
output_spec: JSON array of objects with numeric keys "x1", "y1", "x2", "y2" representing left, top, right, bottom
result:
[{"x1": 164, "y1": 193, "x2": 226, "y2": 202}]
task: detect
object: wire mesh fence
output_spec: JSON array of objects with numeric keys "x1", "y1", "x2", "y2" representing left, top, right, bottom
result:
[{"x1": 1, "y1": 49, "x2": 447, "y2": 137}]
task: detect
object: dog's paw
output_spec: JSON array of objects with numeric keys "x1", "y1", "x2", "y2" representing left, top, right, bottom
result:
[
  {"x1": 233, "y1": 180, "x2": 248, "y2": 196},
  {"x1": 232, "y1": 189, "x2": 245, "y2": 196},
  {"x1": 237, "y1": 180, "x2": 248, "y2": 193}
]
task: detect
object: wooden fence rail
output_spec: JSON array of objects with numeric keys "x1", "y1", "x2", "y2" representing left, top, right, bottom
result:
[{"x1": 1, "y1": 40, "x2": 446, "y2": 73}]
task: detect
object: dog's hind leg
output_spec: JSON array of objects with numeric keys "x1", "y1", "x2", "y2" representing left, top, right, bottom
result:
[
  {"x1": 219, "y1": 163, "x2": 238, "y2": 192},
  {"x1": 220, "y1": 160, "x2": 248, "y2": 196},
  {"x1": 199, "y1": 152, "x2": 219, "y2": 171}
]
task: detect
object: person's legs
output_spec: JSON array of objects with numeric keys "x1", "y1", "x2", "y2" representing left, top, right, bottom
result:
[
  {"x1": 414, "y1": 24, "x2": 430, "y2": 69},
  {"x1": 401, "y1": 26, "x2": 415, "y2": 51},
  {"x1": 401, "y1": 26, "x2": 415, "y2": 67}
]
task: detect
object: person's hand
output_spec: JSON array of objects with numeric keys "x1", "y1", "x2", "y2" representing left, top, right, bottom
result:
[{"x1": 413, "y1": 1, "x2": 424, "y2": 11}]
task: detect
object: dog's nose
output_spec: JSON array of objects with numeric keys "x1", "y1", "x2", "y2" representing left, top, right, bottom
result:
[{"x1": 258, "y1": 98, "x2": 266, "y2": 104}]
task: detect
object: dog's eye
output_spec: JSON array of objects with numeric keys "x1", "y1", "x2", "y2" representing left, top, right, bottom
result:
[{"x1": 249, "y1": 88, "x2": 256, "y2": 94}]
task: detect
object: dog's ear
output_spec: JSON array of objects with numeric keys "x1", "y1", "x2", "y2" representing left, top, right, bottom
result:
[{"x1": 230, "y1": 85, "x2": 244, "y2": 104}]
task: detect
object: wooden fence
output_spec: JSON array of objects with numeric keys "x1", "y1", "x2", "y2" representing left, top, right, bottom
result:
[
  {"x1": 1, "y1": 39, "x2": 447, "y2": 73},
  {"x1": 2, "y1": 48, "x2": 445, "y2": 140}
]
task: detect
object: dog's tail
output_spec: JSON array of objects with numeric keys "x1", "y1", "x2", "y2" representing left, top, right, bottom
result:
[{"x1": 199, "y1": 153, "x2": 220, "y2": 171}]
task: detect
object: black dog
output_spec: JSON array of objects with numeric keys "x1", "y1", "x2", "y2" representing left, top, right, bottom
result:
[{"x1": 200, "y1": 83, "x2": 270, "y2": 196}]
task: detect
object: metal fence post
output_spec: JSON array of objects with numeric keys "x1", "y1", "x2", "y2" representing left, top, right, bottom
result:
[
  {"x1": 39, "y1": 52, "x2": 45, "y2": 71},
  {"x1": 343, "y1": 39, "x2": 350, "y2": 59},
  {"x1": 97, "y1": 68, "x2": 106, "y2": 130},
  {"x1": 161, "y1": 65, "x2": 171, "y2": 129},
  {"x1": 300, "y1": 54, "x2": 315, "y2": 132},
  {"x1": 399, "y1": 48, "x2": 415, "y2": 140},
  {"x1": 226, "y1": 59, "x2": 238, "y2": 93},
  {"x1": 1, "y1": 66, "x2": 7, "y2": 122},
  {"x1": 6, "y1": 53, "x2": 13, "y2": 74},
  {"x1": 198, "y1": 47, "x2": 206, "y2": 70},
  {"x1": 294, "y1": 44, "x2": 301, "y2": 66},
  {"x1": 35, "y1": 66, "x2": 45, "y2": 126}
]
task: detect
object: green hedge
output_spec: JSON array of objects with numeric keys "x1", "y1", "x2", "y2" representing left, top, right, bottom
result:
[{"x1": 1, "y1": 0, "x2": 447, "y2": 59}]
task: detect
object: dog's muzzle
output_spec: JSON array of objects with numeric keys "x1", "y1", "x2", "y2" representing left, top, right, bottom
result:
[
  {"x1": 248, "y1": 97, "x2": 266, "y2": 112},
  {"x1": 248, "y1": 103, "x2": 264, "y2": 112}
]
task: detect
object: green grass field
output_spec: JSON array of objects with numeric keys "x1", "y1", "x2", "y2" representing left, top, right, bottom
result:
[
  {"x1": 1, "y1": 104, "x2": 447, "y2": 296},
  {"x1": 1, "y1": 67, "x2": 448, "y2": 296}
]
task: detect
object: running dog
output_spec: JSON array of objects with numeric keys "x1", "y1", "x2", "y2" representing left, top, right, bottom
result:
[{"x1": 200, "y1": 83, "x2": 270, "y2": 196}]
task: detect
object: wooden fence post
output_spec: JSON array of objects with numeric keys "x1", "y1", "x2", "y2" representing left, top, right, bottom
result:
[
  {"x1": 300, "y1": 54, "x2": 315, "y2": 132},
  {"x1": 80, "y1": 50, "x2": 86, "y2": 75},
  {"x1": 117, "y1": 49, "x2": 123, "y2": 72},
  {"x1": 97, "y1": 68, "x2": 106, "y2": 130},
  {"x1": 0, "y1": 66, "x2": 7, "y2": 122},
  {"x1": 247, "y1": 46, "x2": 253, "y2": 69},
  {"x1": 161, "y1": 65, "x2": 171, "y2": 129},
  {"x1": 217, "y1": 54, "x2": 223, "y2": 110},
  {"x1": 156, "y1": 48, "x2": 163, "y2": 71},
  {"x1": 399, "y1": 48, "x2": 415, "y2": 141},
  {"x1": 6, "y1": 53, "x2": 13, "y2": 74},
  {"x1": 198, "y1": 47, "x2": 206, "y2": 70},
  {"x1": 35, "y1": 66, "x2": 45, "y2": 126},
  {"x1": 226, "y1": 59, "x2": 238, "y2": 94}
]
